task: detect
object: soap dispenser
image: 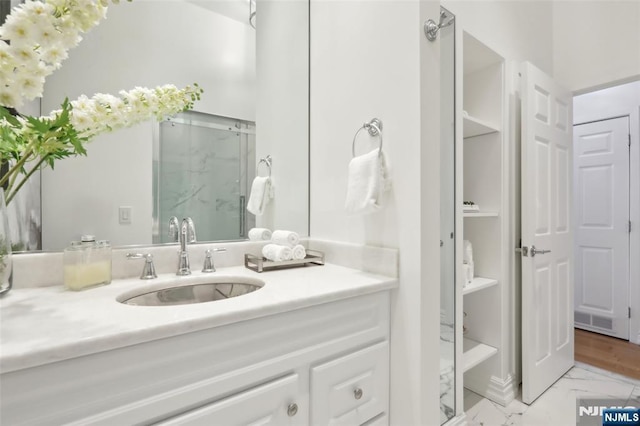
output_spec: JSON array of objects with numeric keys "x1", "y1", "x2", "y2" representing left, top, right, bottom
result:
[{"x1": 63, "y1": 235, "x2": 112, "y2": 291}]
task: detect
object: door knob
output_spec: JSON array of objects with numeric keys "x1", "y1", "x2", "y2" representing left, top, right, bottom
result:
[{"x1": 530, "y1": 245, "x2": 551, "y2": 257}]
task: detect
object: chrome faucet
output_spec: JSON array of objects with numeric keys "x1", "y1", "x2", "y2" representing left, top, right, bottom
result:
[
  {"x1": 177, "y1": 217, "x2": 196, "y2": 276},
  {"x1": 168, "y1": 216, "x2": 179, "y2": 242}
]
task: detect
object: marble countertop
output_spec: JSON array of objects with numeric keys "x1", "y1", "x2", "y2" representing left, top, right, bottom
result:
[{"x1": 0, "y1": 264, "x2": 397, "y2": 374}]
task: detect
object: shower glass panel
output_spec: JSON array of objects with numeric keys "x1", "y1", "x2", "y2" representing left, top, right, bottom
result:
[
  {"x1": 153, "y1": 111, "x2": 256, "y2": 244},
  {"x1": 439, "y1": 6, "x2": 456, "y2": 425}
]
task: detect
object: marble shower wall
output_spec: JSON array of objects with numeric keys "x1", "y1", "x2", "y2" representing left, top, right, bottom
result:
[{"x1": 155, "y1": 112, "x2": 255, "y2": 243}]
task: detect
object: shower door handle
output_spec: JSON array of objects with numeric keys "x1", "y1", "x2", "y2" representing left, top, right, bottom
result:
[{"x1": 239, "y1": 195, "x2": 246, "y2": 237}]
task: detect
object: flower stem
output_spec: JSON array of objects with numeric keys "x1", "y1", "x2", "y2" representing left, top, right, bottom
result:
[
  {"x1": 6, "y1": 155, "x2": 47, "y2": 205},
  {"x1": 0, "y1": 144, "x2": 36, "y2": 189}
]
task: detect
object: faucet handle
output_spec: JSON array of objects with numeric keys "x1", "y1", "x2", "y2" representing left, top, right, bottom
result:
[
  {"x1": 185, "y1": 217, "x2": 197, "y2": 243},
  {"x1": 168, "y1": 216, "x2": 179, "y2": 242},
  {"x1": 202, "y1": 248, "x2": 226, "y2": 273},
  {"x1": 127, "y1": 253, "x2": 157, "y2": 280}
]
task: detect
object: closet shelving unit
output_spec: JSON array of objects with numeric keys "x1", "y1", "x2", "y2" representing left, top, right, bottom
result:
[
  {"x1": 458, "y1": 31, "x2": 508, "y2": 402},
  {"x1": 462, "y1": 211, "x2": 499, "y2": 218},
  {"x1": 462, "y1": 277, "x2": 498, "y2": 296}
]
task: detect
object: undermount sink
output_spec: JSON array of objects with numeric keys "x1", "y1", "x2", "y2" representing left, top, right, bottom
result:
[{"x1": 117, "y1": 277, "x2": 265, "y2": 306}]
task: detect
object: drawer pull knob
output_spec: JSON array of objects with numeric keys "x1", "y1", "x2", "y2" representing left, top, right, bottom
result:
[
  {"x1": 354, "y1": 388, "x2": 363, "y2": 400},
  {"x1": 287, "y1": 403, "x2": 298, "y2": 417}
]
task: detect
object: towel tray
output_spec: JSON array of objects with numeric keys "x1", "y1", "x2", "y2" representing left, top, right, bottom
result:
[{"x1": 244, "y1": 250, "x2": 325, "y2": 273}]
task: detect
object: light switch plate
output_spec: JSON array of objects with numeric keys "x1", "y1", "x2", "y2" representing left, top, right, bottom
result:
[{"x1": 119, "y1": 206, "x2": 132, "y2": 224}]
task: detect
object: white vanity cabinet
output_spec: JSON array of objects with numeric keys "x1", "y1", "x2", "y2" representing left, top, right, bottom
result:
[
  {"x1": 310, "y1": 341, "x2": 389, "y2": 425},
  {"x1": 156, "y1": 374, "x2": 306, "y2": 426},
  {"x1": 0, "y1": 291, "x2": 391, "y2": 426}
]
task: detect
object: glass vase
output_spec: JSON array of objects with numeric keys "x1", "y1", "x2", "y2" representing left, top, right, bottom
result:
[{"x1": 0, "y1": 188, "x2": 12, "y2": 295}]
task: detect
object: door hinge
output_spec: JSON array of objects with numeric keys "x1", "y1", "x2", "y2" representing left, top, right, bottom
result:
[
  {"x1": 630, "y1": 134, "x2": 632, "y2": 148},
  {"x1": 629, "y1": 220, "x2": 632, "y2": 233},
  {"x1": 629, "y1": 307, "x2": 631, "y2": 319}
]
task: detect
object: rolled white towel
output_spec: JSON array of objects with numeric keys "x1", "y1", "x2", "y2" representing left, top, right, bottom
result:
[
  {"x1": 271, "y1": 230, "x2": 300, "y2": 248},
  {"x1": 248, "y1": 228, "x2": 272, "y2": 241},
  {"x1": 262, "y1": 244, "x2": 292, "y2": 262},
  {"x1": 291, "y1": 244, "x2": 306, "y2": 260}
]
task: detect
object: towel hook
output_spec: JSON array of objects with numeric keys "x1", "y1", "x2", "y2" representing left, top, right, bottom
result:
[
  {"x1": 256, "y1": 155, "x2": 272, "y2": 177},
  {"x1": 352, "y1": 118, "x2": 383, "y2": 158}
]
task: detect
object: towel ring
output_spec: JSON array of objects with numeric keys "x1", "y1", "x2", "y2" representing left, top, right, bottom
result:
[
  {"x1": 256, "y1": 155, "x2": 272, "y2": 177},
  {"x1": 352, "y1": 118, "x2": 383, "y2": 158}
]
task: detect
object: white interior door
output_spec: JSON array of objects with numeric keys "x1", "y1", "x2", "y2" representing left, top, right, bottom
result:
[
  {"x1": 573, "y1": 117, "x2": 630, "y2": 340},
  {"x1": 521, "y1": 62, "x2": 574, "y2": 404}
]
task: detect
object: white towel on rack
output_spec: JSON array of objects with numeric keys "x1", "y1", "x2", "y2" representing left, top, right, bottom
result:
[
  {"x1": 262, "y1": 244, "x2": 292, "y2": 262},
  {"x1": 345, "y1": 148, "x2": 390, "y2": 215},
  {"x1": 271, "y1": 230, "x2": 300, "y2": 247},
  {"x1": 248, "y1": 228, "x2": 272, "y2": 241},
  {"x1": 247, "y1": 176, "x2": 272, "y2": 216},
  {"x1": 291, "y1": 244, "x2": 306, "y2": 260}
]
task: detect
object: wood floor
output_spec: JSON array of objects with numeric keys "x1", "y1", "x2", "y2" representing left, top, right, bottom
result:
[{"x1": 575, "y1": 328, "x2": 640, "y2": 380}]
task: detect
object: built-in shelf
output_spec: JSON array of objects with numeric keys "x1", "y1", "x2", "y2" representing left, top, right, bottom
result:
[
  {"x1": 463, "y1": 277, "x2": 499, "y2": 296},
  {"x1": 463, "y1": 338, "x2": 498, "y2": 372},
  {"x1": 463, "y1": 211, "x2": 499, "y2": 217},
  {"x1": 463, "y1": 115, "x2": 500, "y2": 138}
]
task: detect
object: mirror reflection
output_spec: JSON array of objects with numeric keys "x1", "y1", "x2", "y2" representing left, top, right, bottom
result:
[
  {"x1": 8, "y1": 0, "x2": 309, "y2": 252},
  {"x1": 439, "y1": 6, "x2": 456, "y2": 424}
]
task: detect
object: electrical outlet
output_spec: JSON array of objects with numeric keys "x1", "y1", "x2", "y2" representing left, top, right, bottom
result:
[{"x1": 119, "y1": 206, "x2": 132, "y2": 224}]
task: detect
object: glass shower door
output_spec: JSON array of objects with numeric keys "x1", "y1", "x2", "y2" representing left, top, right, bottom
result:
[{"x1": 154, "y1": 112, "x2": 255, "y2": 243}]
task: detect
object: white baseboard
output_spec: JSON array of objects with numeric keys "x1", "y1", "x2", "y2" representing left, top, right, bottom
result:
[
  {"x1": 464, "y1": 373, "x2": 518, "y2": 407},
  {"x1": 443, "y1": 412, "x2": 467, "y2": 426}
]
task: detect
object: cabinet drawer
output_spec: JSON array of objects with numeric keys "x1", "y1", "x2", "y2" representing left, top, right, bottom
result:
[
  {"x1": 311, "y1": 341, "x2": 389, "y2": 425},
  {"x1": 156, "y1": 374, "x2": 306, "y2": 426}
]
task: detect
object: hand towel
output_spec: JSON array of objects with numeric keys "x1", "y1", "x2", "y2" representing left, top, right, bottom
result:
[
  {"x1": 248, "y1": 228, "x2": 272, "y2": 241},
  {"x1": 291, "y1": 244, "x2": 306, "y2": 260},
  {"x1": 262, "y1": 243, "x2": 292, "y2": 262},
  {"x1": 345, "y1": 148, "x2": 390, "y2": 215},
  {"x1": 271, "y1": 230, "x2": 300, "y2": 247},
  {"x1": 247, "y1": 176, "x2": 272, "y2": 216}
]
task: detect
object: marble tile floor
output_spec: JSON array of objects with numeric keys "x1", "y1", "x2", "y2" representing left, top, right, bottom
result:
[{"x1": 464, "y1": 363, "x2": 640, "y2": 426}]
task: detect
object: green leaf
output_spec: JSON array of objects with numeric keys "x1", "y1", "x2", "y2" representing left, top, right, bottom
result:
[
  {"x1": 0, "y1": 107, "x2": 21, "y2": 127},
  {"x1": 25, "y1": 116, "x2": 52, "y2": 133}
]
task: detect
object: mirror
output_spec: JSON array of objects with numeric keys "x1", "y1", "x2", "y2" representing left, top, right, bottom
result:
[
  {"x1": 439, "y1": 6, "x2": 456, "y2": 424},
  {"x1": 8, "y1": 0, "x2": 309, "y2": 252}
]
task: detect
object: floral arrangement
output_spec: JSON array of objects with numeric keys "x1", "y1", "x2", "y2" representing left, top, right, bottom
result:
[{"x1": 0, "y1": 0, "x2": 203, "y2": 205}]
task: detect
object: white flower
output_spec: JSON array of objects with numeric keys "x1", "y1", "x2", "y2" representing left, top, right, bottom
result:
[
  {"x1": 33, "y1": 20, "x2": 58, "y2": 46},
  {"x1": 0, "y1": 91, "x2": 20, "y2": 109},
  {"x1": 0, "y1": 0, "x2": 117, "y2": 108},
  {"x1": 0, "y1": 40, "x2": 12, "y2": 63},
  {"x1": 15, "y1": 74, "x2": 44, "y2": 100},
  {"x1": 39, "y1": 45, "x2": 69, "y2": 67},
  {"x1": 45, "y1": 85, "x2": 203, "y2": 139},
  {"x1": 10, "y1": 45, "x2": 38, "y2": 66}
]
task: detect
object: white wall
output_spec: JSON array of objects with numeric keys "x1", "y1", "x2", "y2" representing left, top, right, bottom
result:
[
  {"x1": 574, "y1": 81, "x2": 640, "y2": 345},
  {"x1": 310, "y1": 0, "x2": 441, "y2": 423},
  {"x1": 574, "y1": 81, "x2": 640, "y2": 124},
  {"x1": 553, "y1": 0, "x2": 640, "y2": 93},
  {"x1": 255, "y1": 0, "x2": 309, "y2": 235},
  {"x1": 41, "y1": 1, "x2": 256, "y2": 250},
  {"x1": 442, "y1": 0, "x2": 554, "y2": 76}
]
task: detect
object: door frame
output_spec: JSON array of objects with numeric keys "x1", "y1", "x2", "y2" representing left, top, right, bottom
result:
[
  {"x1": 631, "y1": 107, "x2": 639, "y2": 345},
  {"x1": 573, "y1": 107, "x2": 640, "y2": 345}
]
